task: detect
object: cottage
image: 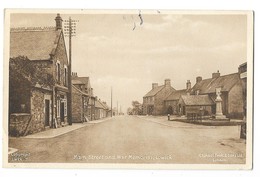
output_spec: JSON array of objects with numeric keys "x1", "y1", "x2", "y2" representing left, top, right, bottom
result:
[
  {"x1": 9, "y1": 14, "x2": 69, "y2": 136},
  {"x1": 190, "y1": 69, "x2": 244, "y2": 119},
  {"x1": 178, "y1": 95, "x2": 214, "y2": 118},
  {"x1": 143, "y1": 79, "x2": 175, "y2": 115},
  {"x1": 71, "y1": 84, "x2": 88, "y2": 123},
  {"x1": 71, "y1": 72, "x2": 94, "y2": 122},
  {"x1": 164, "y1": 80, "x2": 191, "y2": 115},
  {"x1": 95, "y1": 98, "x2": 108, "y2": 119}
]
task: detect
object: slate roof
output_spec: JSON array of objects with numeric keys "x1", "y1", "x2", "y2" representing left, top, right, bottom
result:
[
  {"x1": 165, "y1": 89, "x2": 188, "y2": 101},
  {"x1": 100, "y1": 101, "x2": 109, "y2": 110},
  {"x1": 95, "y1": 99, "x2": 106, "y2": 109},
  {"x1": 144, "y1": 85, "x2": 165, "y2": 97},
  {"x1": 191, "y1": 73, "x2": 241, "y2": 94},
  {"x1": 75, "y1": 77, "x2": 90, "y2": 88},
  {"x1": 72, "y1": 85, "x2": 88, "y2": 96},
  {"x1": 10, "y1": 27, "x2": 62, "y2": 60},
  {"x1": 180, "y1": 95, "x2": 214, "y2": 106},
  {"x1": 72, "y1": 79, "x2": 84, "y2": 85}
]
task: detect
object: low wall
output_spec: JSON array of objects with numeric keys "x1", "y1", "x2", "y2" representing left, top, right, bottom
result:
[{"x1": 9, "y1": 113, "x2": 31, "y2": 137}]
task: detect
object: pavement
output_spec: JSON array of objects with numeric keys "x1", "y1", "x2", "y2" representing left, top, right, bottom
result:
[
  {"x1": 20, "y1": 117, "x2": 113, "y2": 139},
  {"x1": 8, "y1": 115, "x2": 246, "y2": 164}
]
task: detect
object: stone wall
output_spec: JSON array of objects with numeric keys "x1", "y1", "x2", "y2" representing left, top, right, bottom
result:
[
  {"x1": 154, "y1": 87, "x2": 175, "y2": 115},
  {"x1": 9, "y1": 113, "x2": 31, "y2": 137},
  {"x1": 164, "y1": 100, "x2": 179, "y2": 115},
  {"x1": 29, "y1": 88, "x2": 47, "y2": 135},
  {"x1": 72, "y1": 87, "x2": 83, "y2": 123},
  {"x1": 228, "y1": 83, "x2": 244, "y2": 119},
  {"x1": 53, "y1": 32, "x2": 68, "y2": 87}
]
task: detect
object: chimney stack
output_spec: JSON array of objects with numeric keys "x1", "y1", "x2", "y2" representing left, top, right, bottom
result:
[
  {"x1": 212, "y1": 70, "x2": 220, "y2": 79},
  {"x1": 196, "y1": 76, "x2": 202, "y2": 83},
  {"x1": 186, "y1": 80, "x2": 191, "y2": 90},
  {"x1": 55, "y1": 13, "x2": 63, "y2": 30},
  {"x1": 152, "y1": 83, "x2": 158, "y2": 89},
  {"x1": 164, "y1": 79, "x2": 171, "y2": 87}
]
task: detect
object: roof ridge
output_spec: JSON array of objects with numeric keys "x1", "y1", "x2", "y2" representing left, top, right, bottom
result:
[
  {"x1": 200, "y1": 72, "x2": 239, "y2": 82},
  {"x1": 10, "y1": 26, "x2": 56, "y2": 32}
]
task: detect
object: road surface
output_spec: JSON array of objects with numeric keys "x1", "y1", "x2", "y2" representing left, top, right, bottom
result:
[{"x1": 8, "y1": 115, "x2": 246, "y2": 164}]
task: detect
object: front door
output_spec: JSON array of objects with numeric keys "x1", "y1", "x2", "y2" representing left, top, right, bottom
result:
[
  {"x1": 182, "y1": 106, "x2": 186, "y2": 115},
  {"x1": 45, "y1": 100, "x2": 50, "y2": 126},
  {"x1": 60, "y1": 102, "x2": 65, "y2": 122}
]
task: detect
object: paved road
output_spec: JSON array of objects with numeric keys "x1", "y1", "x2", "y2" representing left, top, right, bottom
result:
[{"x1": 8, "y1": 116, "x2": 246, "y2": 164}]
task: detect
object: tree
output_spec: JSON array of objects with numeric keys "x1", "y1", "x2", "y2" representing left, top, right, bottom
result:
[
  {"x1": 131, "y1": 101, "x2": 142, "y2": 115},
  {"x1": 127, "y1": 107, "x2": 133, "y2": 115}
]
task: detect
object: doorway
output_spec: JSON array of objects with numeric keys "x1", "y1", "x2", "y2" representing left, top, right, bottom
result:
[
  {"x1": 45, "y1": 100, "x2": 50, "y2": 127},
  {"x1": 60, "y1": 102, "x2": 65, "y2": 122},
  {"x1": 182, "y1": 106, "x2": 186, "y2": 115}
]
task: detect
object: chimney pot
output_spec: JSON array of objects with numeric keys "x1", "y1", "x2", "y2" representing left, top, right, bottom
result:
[
  {"x1": 152, "y1": 83, "x2": 158, "y2": 89},
  {"x1": 196, "y1": 76, "x2": 202, "y2": 83},
  {"x1": 164, "y1": 79, "x2": 171, "y2": 87},
  {"x1": 55, "y1": 13, "x2": 63, "y2": 30},
  {"x1": 212, "y1": 71, "x2": 220, "y2": 78},
  {"x1": 186, "y1": 80, "x2": 191, "y2": 90}
]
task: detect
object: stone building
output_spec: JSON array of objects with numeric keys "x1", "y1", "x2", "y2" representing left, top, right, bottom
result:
[
  {"x1": 178, "y1": 95, "x2": 214, "y2": 118},
  {"x1": 95, "y1": 98, "x2": 109, "y2": 120},
  {"x1": 71, "y1": 84, "x2": 88, "y2": 123},
  {"x1": 164, "y1": 80, "x2": 192, "y2": 115},
  {"x1": 143, "y1": 79, "x2": 175, "y2": 115},
  {"x1": 238, "y1": 62, "x2": 247, "y2": 118},
  {"x1": 190, "y1": 69, "x2": 244, "y2": 119},
  {"x1": 71, "y1": 72, "x2": 96, "y2": 122},
  {"x1": 9, "y1": 14, "x2": 69, "y2": 136}
]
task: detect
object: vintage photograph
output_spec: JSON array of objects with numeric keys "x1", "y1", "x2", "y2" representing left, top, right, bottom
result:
[{"x1": 3, "y1": 10, "x2": 253, "y2": 169}]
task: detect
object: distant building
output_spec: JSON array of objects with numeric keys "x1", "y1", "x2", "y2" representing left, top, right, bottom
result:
[
  {"x1": 143, "y1": 79, "x2": 175, "y2": 115},
  {"x1": 95, "y1": 98, "x2": 109, "y2": 119},
  {"x1": 72, "y1": 72, "x2": 95, "y2": 122},
  {"x1": 9, "y1": 14, "x2": 69, "y2": 136},
  {"x1": 71, "y1": 82, "x2": 88, "y2": 123},
  {"x1": 164, "y1": 80, "x2": 192, "y2": 115}
]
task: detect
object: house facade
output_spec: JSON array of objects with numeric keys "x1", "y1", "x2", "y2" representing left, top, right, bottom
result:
[
  {"x1": 164, "y1": 80, "x2": 192, "y2": 115},
  {"x1": 9, "y1": 14, "x2": 69, "y2": 136},
  {"x1": 72, "y1": 72, "x2": 97, "y2": 122},
  {"x1": 71, "y1": 84, "x2": 88, "y2": 123},
  {"x1": 178, "y1": 95, "x2": 214, "y2": 118},
  {"x1": 95, "y1": 98, "x2": 109, "y2": 119},
  {"x1": 190, "y1": 69, "x2": 244, "y2": 119},
  {"x1": 143, "y1": 79, "x2": 175, "y2": 115}
]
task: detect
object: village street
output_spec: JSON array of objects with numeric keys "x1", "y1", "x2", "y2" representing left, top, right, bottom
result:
[{"x1": 8, "y1": 116, "x2": 246, "y2": 164}]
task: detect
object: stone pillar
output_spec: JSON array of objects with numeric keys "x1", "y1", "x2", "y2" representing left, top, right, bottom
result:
[{"x1": 215, "y1": 88, "x2": 228, "y2": 120}]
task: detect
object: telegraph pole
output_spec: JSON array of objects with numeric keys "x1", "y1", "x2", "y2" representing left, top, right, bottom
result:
[
  {"x1": 111, "y1": 87, "x2": 113, "y2": 117},
  {"x1": 117, "y1": 101, "x2": 118, "y2": 116},
  {"x1": 64, "y1": 17, "x2": 79, "y2": 125}
]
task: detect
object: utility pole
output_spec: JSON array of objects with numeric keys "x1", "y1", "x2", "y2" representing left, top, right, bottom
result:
[
  {"x1": 117, "y1": 101, "x2": 118, "y2": 116},
  {"x1": 111, "y1": 87, "x2": 113, "y2": 117},
  {"x1": 64, "y1": 17, "x2": 79, "y2": 125}
]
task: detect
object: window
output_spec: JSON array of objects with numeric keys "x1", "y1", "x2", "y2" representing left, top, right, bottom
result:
[
  {"x1": 57, "y1": 63, "x2": 60, "y2": 82},
  {"x1": 64, "y1": 67, "x2": 67, "y2": 86}
]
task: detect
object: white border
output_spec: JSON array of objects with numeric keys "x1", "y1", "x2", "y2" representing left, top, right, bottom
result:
[{"x1": 0, "y1": 0, "x2": 259, "y2": 177}]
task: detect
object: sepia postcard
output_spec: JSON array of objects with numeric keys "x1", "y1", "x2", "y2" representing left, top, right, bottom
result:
[{"x1": 3, "y1": 9, "x2": 253, "y2": 169}]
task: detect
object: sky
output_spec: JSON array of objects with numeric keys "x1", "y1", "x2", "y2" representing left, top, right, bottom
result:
[{"x1": 10, "y1": 11, "x2": 248, "y2": 112}]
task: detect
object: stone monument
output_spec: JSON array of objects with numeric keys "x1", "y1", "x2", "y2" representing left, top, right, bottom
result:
[{"x1": 215, "y1": 87, "x2": 228, "y2": 120}]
